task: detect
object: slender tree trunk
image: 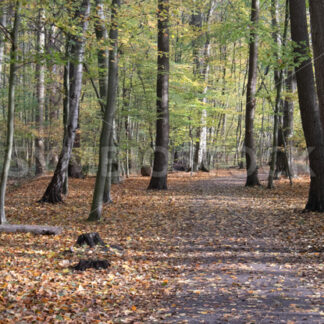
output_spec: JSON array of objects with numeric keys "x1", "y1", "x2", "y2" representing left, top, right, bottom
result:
[
  {"x1": 88, "y1": 0, "x2": 120, "y2": 221},
  {"x1": 290, "y1": 0, "x2": 324, "y2": 211},
  {"x1": 245, "y1": 0, "x2": 260, "y2": 186},
  {"x1": 62, "y1": 48, "x2": 70, "y2": 195},
  {"x1": 35, "y1": 8, "x2": 46, "y2": 176},
  {"x1": 148, "y1": 0, "x2": 170, "y2": 190},
  {"x1": 283, "y1": 70, "x2": 295, "y2": 173},
  {"x1": 268, "y1": 0, "x2": 282, "y2": 188},
  {"x1": 276, "y1": 69, "x2": 295, "y2": 178},
  {"x1": 0, "y1": 1, "x2": 20, "y2": 224},
  {"x1": 191, "y1": 8, "x2": 202, "y2": 172},
  {"x1": 40, "y1": 0, "x2": 91, "y2": 203}
]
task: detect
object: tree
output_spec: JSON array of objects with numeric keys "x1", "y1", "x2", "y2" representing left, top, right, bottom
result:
[
  {"x1": 309, "y1": 1, "x2": 324, "y2": 128},
  {"x1": 244, "y1": 0, "x2": 260, "y2": 187},
  {"x1": 88, "y1": 0, "x2": 120, "y2": 221},
  {"x1": 289, "y1": 0, "x2": 324, "y2": 211},
  {"x1": 40, "y1": 0, "x2": 91, "y2": 203},
  {"x1": 0, "y1": 0, "x2": 21, "y2": 224},
  {"x1": 148, "y1": 0, "x2": 170, "y2": 190},
  {"x1": 35, "y1": 7, "x2": 46, "y2": 176}
]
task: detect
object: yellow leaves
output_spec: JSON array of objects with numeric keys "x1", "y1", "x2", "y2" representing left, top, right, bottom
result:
[{"x1": 47, "y1": 251, "x2": 56, "y2": 259}]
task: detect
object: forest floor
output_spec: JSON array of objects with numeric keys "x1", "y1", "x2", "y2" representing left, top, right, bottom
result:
[{"x1": 0, "y1": 169, "x2": 323, "y2": 323}]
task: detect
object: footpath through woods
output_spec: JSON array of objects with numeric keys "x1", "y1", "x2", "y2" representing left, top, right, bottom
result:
[{"x1": 0, "y1": 170, "x2": 323, "y2": 322}]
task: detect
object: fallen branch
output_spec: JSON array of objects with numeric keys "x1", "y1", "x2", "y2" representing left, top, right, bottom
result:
[{"x1": 0, "y1": 224, "x2": 62, "y2": 235}]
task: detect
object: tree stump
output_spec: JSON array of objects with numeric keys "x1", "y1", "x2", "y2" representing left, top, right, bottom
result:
[
  {"x1": 72, "y1": 259, "x2": 110, "y2": 271},
  {"x1": 141, "y1": 165, "x2": 151, "y2": 177},
  {"x1": 76, "y1": 232, "x2": 105, "y2": 247}
]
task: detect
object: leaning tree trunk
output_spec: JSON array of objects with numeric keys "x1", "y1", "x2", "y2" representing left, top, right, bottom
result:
[
  {"x1": 0, "y1": 1, "x2": 20, "y2": 224},
  {"x1": 35, "y1": 7, "x2": 46, "y2": 176},
  {"x1": 290, "y1": 0, "x2": 324, "y2": 211},
  {"x1": 148, "y1": 0, "x2": 170, "y2": 190},
  {"x1": 40, "y1": 0, "x2": 91, "y2": 203},
  {"x1": 244, "y1": 0, "x2": 260, "y2": 187},
  {"x1": 95, "y1": 0, "x2": 119, "y2": 202},
  {"x1": 88, "y1": 0, "x2": 120, "y2": 221}
]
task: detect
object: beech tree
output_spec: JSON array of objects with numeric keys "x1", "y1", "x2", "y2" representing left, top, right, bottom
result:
[
  {"x1": 244, "y1": 0, "x2": 260, "y2": 187},
  {"x1": 289, "y1": 0, "x2": 324, "y2": 211},
  {"x1": 88, "y1": 0, "x2": 120, "y2": 221},
  {"x1": 35, "y1": 7, "x2": 46, "y2": 176},
  {"x1": 0, "y1": 0, "x2": 21, "y2": 224},
  {"x1": 309, "y1": 1, "x2": 324, "y2": 127},
  {"x1": 148, "y1": 0, "x2": 170, "y2": 190},
  {"x1": 40, "y1": 0, "x2": 91, "y2": 203}
]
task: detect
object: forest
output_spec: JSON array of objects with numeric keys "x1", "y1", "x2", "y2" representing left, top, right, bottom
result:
[{"x1": 0, "y1": 0, "x2": 323, "y2": 322}]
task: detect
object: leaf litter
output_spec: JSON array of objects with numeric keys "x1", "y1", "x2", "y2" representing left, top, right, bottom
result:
[{"x1": 0, "y1": 169, "x2": 323, "y2": 322}]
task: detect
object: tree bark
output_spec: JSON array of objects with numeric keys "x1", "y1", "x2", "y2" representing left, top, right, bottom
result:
[
  {"x1": 88, "y1": 0, "x2": 120, "y2": 221},
  {"x1": 40, "y1": 0, "x2": 91, "y2": 203},
  {"x1": 94, "y1": 0, "x2": 119, "y2": 201},
  {"x1": 94, "y1": 0, "x2": 109, "y2": 109},
  {"x1": 290, "y1": 0, "x2": 324, "y2": 211},
  {"x1": 35, "y1": 8, "x2": 46, "y2": 176},
  {"x1": 0, "y1": 0, "x2": 20, "y2": 224},
  {"x1": 309, "y1": 1, "x2": 324, "y2": 129},
  {"x1": 276, "y1": 70, "x2": 295, "y2": 178},
  {"x1": 148, "y1": 0, "x2": 170, "y2": 190},
  {"x1": 245, "y1": 0, "x2": 260, "y2": 187},
  {"x1": 0, "y1": 6, "x2": 6, "y2": 78},
  {"x1": 268, "y1": 0, "x2": 283, "y2": 188}
]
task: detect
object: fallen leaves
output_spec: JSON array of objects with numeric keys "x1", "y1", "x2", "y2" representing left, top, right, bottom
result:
[{"x1": 0, "y1": 170, "x2": 323, "y2": 322}]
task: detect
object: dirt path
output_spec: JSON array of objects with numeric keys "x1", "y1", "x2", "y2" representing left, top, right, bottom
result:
[{"x1": 156, "y1": 172, "x2": 324, "y2": 323}]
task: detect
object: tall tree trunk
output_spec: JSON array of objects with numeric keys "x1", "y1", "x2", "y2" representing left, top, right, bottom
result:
[
  {"x1": 290, "y1": 0, "x2": 324, "y2": 211},
  {"x1": 62, "y1": 46, "x2": 70, "y2": 195},
  {"x1": 95, "y1": 0, "x2": 119, "y2": 199},
  {"x1": 35, "y1": 8, "x2": 46, "y2": 176},
  {"x1": 268, "y1": 0, "x2": 283, "y2": 188},
  {"x1": 88, "y1": 0, "x2": 120, "y2": 221},
  {"x1": 0, "y1": 0, "x2": 20, "y2": 224},
  {"x1": 40, "y1": 0, "x2": 91, "y2": 203},
  {"x1": 309, "y1": 1, "x2": 324, "y2": 129},
  {"x1": 191, "y1": 8, "x2": 202, "y2": 172},
  {"x1": 148, "y1": 0, "x2": 170, "y2": 190},
  {"x1": 245, "y1": 0, "x2": 260, "y2": 186}
]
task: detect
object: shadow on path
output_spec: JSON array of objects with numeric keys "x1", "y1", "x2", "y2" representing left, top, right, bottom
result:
[{"x1": 154, "y1": 175, "x2": 324, "y2": 323}]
